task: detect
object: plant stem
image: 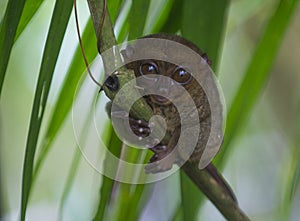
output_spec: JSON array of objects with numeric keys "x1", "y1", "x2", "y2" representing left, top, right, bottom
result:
[{"x1": 87, "y1": 0, "x2": 122, "y2": 72}]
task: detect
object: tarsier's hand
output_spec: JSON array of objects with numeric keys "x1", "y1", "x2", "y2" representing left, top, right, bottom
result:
[
  {"x1": 129, "y1": 116, "x2": 180, "y2": 173},
  {"x1": 109, "y1": 106, "x2": 178, "y2": 173}
]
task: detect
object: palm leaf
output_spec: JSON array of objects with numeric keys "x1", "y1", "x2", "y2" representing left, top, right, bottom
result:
[
  {"x1": 179, "y1": 1, "x2": 230, "y2": 220},
  {"x1": 33, "y1": 18, "x2": 97, "y2": 178},
  {"x1": 15, "y1": 0, "x2": 44, "y2": 40},
  {"x1": 93, "y1": 1, "x2": 152, "y2": 220},
  {"x1": 182, "y1": 0, "x2": 230, "y2": 71},
  {"x1": 215, "y1": 0, "x2": 300, "y2": 168},
  {"x1": 0, "y1": 0, "x2": 26, "y2": 95},
  {"x1": 20, "y1": 0, "x2": 73, "y2": 220},
  {"x1": 128, "y1": 0, "x2": 151, "y2": 39}
]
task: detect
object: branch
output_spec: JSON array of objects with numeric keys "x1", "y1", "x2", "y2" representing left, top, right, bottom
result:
[
  {"x1": 182, "y1": 162, "x2": 250, "y2": 221},
  {"x1": 86, "y1": 1, "x2": 251, "y2": 220}
]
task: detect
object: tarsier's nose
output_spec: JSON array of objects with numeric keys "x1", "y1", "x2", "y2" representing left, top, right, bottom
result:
[
  {"x1": 157, "y1": 76, "x2": 174, "y2": 95},
  {"x1": 159, "y1": 87, "x2": 168, "y2": 94},
  {"x1": 149, "y1": 76, "x2": 174, "y2": 105},
  {"x1": 104, "y1": 75, "x2": 119, "y2": 91}
]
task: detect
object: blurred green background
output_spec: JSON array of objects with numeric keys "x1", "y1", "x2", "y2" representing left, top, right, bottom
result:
[{"x1": 1, "y1": 0, "x2": 300, "y2": 220}]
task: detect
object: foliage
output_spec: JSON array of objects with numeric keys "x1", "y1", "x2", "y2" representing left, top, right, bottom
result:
[{"x1": 0, "y1": 0, "x2": 299, "y2": 220}]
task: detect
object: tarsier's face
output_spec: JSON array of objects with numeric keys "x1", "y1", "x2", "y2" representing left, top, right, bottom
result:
[
  {"x1": 131, "y1": 59, "x2": 195, "y2": 105},
  {"x1": 121, "y1": 34, "x2": 212, "y2": 111}
]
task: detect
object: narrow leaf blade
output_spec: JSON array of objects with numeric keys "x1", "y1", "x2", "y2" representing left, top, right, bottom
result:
[
  {"x1": 182, "y1": 0, "x2": 230, "y2": 70},
  {"x1": 93, "y1": 129, "x2": 122, "y2": 221},
  {"x1": 107, "y1": 0, "x2": 123, "y2": 24},
  {"x1": 0, "y1": 0, "x2": 26, "y2": 95},
  {"x1": 148, "y1": 0, "x2": 175, "y2": 33},
  {"x1": 128, "y1": 0, "x2": 151, "y2": 40},
  {"x1": 33, "y1": 18, "x2": 97, "y2": 178},
  {"x1": 159, "y1": 0, "x2": 182, "y2": 34},
  {"x1": 20, "y1": 0, "x2": 73, "y2": 220},
  {"x1": 215, "y1": 0, "x2": 300, "y2": 168},
  {"x1": 34, "y1": 0, "x2": 123, "y2": 179},
  {"x1": 180, "y1": 1, "x2": 230, "y2": 220},
  {"x1": 15, "y1": 0, "x2": 44, "y2": 40}
]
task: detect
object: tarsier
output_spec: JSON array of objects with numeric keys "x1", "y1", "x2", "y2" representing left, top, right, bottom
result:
[{"x1": 105, "y1": 34, "x2": 235, "y2": 200}]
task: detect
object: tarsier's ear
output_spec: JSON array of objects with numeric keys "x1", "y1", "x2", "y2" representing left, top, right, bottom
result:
[
  {"x1": 121, "y1": 45, "x2": 135, "y2": 63},
  {"x1": 201, "y1": 53, "x2": 212, "y2": 66},
  {"x1": 120, "y1": 49, "x2": 128, "y2": 63},
  {"x1": 120, "y1": 45, "x2": 136, "y2": 69}
]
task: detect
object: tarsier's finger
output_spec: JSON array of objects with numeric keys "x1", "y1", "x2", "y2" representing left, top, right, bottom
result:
[
  {"x1": 130, "y1": 124, "x2": 151, "y2": 137},
  {"x1": 150, "y1": 145, "x2": 167, "y2": 153},
  {"x1": 145, "y1": 159, "x2": 173, "y2": 174},
  {"x1": 129, "y1": 118, "x2": 150, "y2": 128},
  {"x1": 110, "y1": 110, "x2": 129, "y2": 118},
  {"x1": 129, "y1": 118, "x2": 151, "y2": 137},
  {"x1": 145, "y1": 150, "x2": 177, "y2": 173}
]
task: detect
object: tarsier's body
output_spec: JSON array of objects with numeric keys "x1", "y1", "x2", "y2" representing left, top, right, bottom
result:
[
  {"x1": 109, "y1": 34, "x2": 222, "y2": 173},
  {"x1": 105, "y1": 34, "x2": 235, "y2": 200},
  {"x1": 122, "y1": 34, "x2": 217, "y2": 173}
]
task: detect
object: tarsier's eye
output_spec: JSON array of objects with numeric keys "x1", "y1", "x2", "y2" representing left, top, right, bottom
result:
[
  {"x1": 173, "y1": 67, "x2": 192, "y2": 84},
  {"x1": 139, "y1": 62, "x2": 158, "y2": 77}
]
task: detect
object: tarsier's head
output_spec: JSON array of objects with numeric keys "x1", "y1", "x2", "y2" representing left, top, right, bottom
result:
[{"x1": 121, "y1": 34, "x2": 212, "y2": 106}]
